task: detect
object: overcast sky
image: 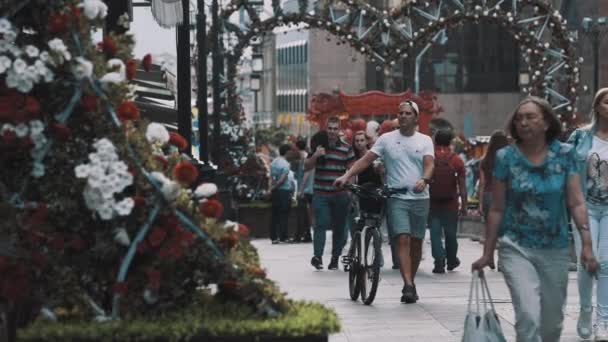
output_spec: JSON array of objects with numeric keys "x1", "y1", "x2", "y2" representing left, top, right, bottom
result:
[{"x1": 130, "y1": 7, "x2": 177, "y2": 58}]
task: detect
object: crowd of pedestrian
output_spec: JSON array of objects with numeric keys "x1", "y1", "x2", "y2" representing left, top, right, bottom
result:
[{"x1": 265, "y1": 90, "x2": 608, "y2": 341}]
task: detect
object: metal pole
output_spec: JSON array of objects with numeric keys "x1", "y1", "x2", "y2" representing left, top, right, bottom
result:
[
  {"x1": 254, "y1": 90, "x2": 258, "y2": 113},
  {"x1": 594, "y1": 32, "x2": 600, "y2": 95},
  {"x1": 211, "y1": 0, "x2": 222, "y2": 163},
  {"x1": 197, "y1": 0, "x2": 209, "y2": 163},
  {"x1": 177, "y1": 0, "x2": 192, "y2": 155}
]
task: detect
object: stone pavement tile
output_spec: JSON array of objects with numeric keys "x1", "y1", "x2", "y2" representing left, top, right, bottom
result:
[{"x1": 254, "y1": 234, "x2": 590, "y2": 341}]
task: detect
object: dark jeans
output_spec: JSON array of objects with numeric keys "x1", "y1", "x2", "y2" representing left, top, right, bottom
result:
[
  {"x1": 294, "y1": 194, "x2": 312, "y2": 241},
  {"x1": 270, "y1": 189, "x2": 292, "y2": 241},
  {"x1": 312, "y1": 192, "x2": 350, "y2": 258},
  {"x1": 428, "y1": 208, "x2": 459, "y2": 264}
]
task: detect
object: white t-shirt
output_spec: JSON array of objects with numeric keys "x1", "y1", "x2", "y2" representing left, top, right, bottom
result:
[
  {"x1": 370, "y1": 130, "x2": 434, "y2": 200},
  {"x1": 586, "y1": 135, "x2": 608, "y2": 205}
]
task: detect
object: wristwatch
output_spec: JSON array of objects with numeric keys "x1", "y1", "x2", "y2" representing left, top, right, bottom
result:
[{"x1": 421, "y1": 177, "x2": 431, "y2": 184}]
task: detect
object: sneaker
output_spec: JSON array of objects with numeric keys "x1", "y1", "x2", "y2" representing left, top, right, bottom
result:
[
  {"x1": 311, "y1": 256, "x2": 323, "y2": 270},
  {"x1": 596, "y1": 321, "x2": 608, "y2": 341},
  {"x1": 577, "y1": 308, "x2": 592, "y2": 339},
  {"x1": 328, "y1": 256, "x2": 339, "y2": 270},
  {"x1": 271, "y1": 240, "x2": 280, "y2": 244},
  {"x1": 432, "y1": 259, "x2": 445, "y2": 274},
  {"x1": 447, "y1": 258, "x2": 461, "y2": 271},
  {"x1": 400, "y1": 284, "x2": 417, "y2": 304}
]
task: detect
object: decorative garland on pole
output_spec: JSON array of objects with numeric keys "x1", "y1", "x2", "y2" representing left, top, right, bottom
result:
[{"x1": 214, "y1": 0, "x2": 583, "y2": 129}]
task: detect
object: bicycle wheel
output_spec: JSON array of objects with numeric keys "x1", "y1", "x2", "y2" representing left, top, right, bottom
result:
[
  {"x1": 348, "y1": 232, "x2": 361, "y2": 301},
  {"x1": 360, "y1": 227, "x2": 381, "y2": 305}
]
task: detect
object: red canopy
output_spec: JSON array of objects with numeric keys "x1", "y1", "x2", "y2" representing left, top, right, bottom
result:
[{"x1": 307, "y1": 89, "x2": 443, "y2": 135}]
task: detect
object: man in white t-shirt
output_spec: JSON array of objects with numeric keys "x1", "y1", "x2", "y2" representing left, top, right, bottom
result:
[{"x1": 334, "y1": 100, "x2": 434, "y2": 304}]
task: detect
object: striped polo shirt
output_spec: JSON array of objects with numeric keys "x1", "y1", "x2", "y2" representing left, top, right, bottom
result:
[{"x1": 313, "y1": 139, "x2": 355, "y2": 194}]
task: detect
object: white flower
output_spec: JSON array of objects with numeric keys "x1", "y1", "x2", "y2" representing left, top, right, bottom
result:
[
  {"x1": 113, "y1": 198, "x2": 134, "y2": 216},
  {"x1": 99, "y1": 59, "x2": 125, "y2": 85},
  {"x1": 3, "y1": 31, "x2": 16, "y2": 43},
  {"x1": 1, "y1": 123, "x2": 14, "y2": 134},
  {"x1": 14, "y1": 123, "x2": 28, "y2": 137},
  {"x1": 145, "y1": 122, "x2": 170, "y2": 144},
  {"x1": 24, "y1": 45, "x2": 39, "y2": 58},
  {"x1": 31, "y1": 162, "x2": 45, "y2": 178},
  {"x1": 113, "y1": 227, "x2": 131, "y2": 245},
  {"x1": 12, "y1": 58, "x2": 26, "y2": 73},
  {"x1": 80, "y1": 0, "x2": 108, "y2": 20},
  {"x1": 30, "y1": 133, "x2": 47, "y2": 149},
  {"x1": 72, "y1": 56, "x2": 93, "y2": 80},
  {"x1": 38, "y1": 51, "x2": 50, "y2": 63},
  {"x1": 0, "y1": 42, "x2": 9, "y2": 52},
  {"x1": 151, "y1": 172, "x2": 180, "y2": 201},
  {"x1": 118, "y1": 13, "x2": 130, "y2": 29},
  {"x1": 97, "y1": 203, "x2": 114, "y2": 220},
  {"x1": 195, "y1": 183, "x2": 218, "y2": 199},
  {"x1": 29, "y1": 120, "x2": 44, "y2": 135},
  {"x1": 24, "y1": 65, "x2": 40, "y2": 83},
  {"x1": 75, "y1": 164, "x2": 90, "y2": 178},
  {"x1": 0, "y1": 19, "x2": 12, "y2": 34},
  {"x1": 48, "y1": 38, "x2": 71, "y2": 63},
  {"x1": 0, "y1": 56, "x2": 11, "y2": 73},
  {"x1": 93, "y1": 138, "x2": 114, "y2": 150}
]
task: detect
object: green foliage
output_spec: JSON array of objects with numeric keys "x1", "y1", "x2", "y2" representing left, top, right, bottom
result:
[
  {"x1": 255, "y1": 127, "x2": 290, "y2": 148},
  {"x1": 18, "y1": 299, "x2": 340, "y2": 341}
]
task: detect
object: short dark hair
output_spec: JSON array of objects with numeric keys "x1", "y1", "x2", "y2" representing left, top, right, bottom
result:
[
  {"x1": 434, "y1": 129, "x2": 453, "y2": 146},
  {"x1": 508, "y1": 96, "x2": 561, "y2": 143},
  {"x1": 327, "y1": 116, "x2": 340, "y2": 125},
  {"x1": 295, "y1": 138, "x2": 306, "y2": 151},
  {"x1": 279, "y1": 144, "x2": 291, "y2": 156}
]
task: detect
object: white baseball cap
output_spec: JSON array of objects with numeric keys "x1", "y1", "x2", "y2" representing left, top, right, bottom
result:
[{"x1": 399, "y1": 100, "x2": 419, "y2": 116}]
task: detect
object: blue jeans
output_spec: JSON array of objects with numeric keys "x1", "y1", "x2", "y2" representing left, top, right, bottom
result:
[
  {"x1": 428, "y1": 208, "x2": 459, "y2": 265},
  {"x1": 573, "y1": 202, "x2": 608, "y2": 322},
  {"x1": 312, "y1": 192, "x2": 350, "y2": 258}
]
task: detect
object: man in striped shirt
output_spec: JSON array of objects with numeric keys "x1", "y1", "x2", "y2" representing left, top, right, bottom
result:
[{"x1": 305, "y1": 116, "x2": 355, "y2": 270}]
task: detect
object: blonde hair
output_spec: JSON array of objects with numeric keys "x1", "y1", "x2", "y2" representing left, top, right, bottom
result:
[{"x1": 588, "y1": 87, "x2": 608, "y2": 128}]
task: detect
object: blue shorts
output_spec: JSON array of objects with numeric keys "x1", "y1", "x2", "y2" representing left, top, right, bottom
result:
[{"x1": 386, "y1": 198, "x2": 429, "y2": 240}]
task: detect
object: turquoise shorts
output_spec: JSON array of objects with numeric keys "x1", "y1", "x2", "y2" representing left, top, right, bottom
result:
[{"x1": 386, "y1": 198, "x2": 429, "y2": 240}]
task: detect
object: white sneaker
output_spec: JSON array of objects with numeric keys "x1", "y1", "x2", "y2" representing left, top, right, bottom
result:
[
  {"x1": 578, "y1": 308, "x2": 593, "y2": 339},
  {"x1": 595, "y1": 321, "x2": 608, "y2": 341}
]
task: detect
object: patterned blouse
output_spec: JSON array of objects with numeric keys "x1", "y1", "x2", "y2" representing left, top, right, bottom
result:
[{"x1": 493, "y1": 140, "x2": 579, "y2": 249}]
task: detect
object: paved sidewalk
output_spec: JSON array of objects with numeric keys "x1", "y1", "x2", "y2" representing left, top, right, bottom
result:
[{"x1": 253, "y1": 235, "x2": 588, "y2": 342}]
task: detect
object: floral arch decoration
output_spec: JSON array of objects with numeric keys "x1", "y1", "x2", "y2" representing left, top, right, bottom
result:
[{"x1": 215, "y1": 0, "x2": 584, "y2": 128}]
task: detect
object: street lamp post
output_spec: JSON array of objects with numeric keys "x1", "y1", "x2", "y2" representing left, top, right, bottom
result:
[
  {"x1": 197, "y1": 0, "x2": 208, "y2": 163},
  {"x1": 250, "y1": 53, "x2": 263, "y2": 115},
  {"x1": 581, "y1": 16, "x2": 608, "y2": 95}
]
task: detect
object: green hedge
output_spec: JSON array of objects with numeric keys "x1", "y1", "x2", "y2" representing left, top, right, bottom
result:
[{"x1": 18, "y1": 300, "x2": 340, "y2": 341}]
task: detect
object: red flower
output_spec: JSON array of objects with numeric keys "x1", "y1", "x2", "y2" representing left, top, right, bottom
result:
[
  {"x1": 0, "y1": 91, "x2": 22, "y2": 121},
  {"x1": 168, "y1": 243, "x2": 183, "y2": 259},
  {"x1": 142, "y1": 54, "x2": 152, "y2": 72},
  {"x1": 113, "y1": 282, "x2": 128, "y2": 294},
  {"x1": 99, "y1": 36, "x2": 117, "y2": 56},
  {"x1": 25, "y1": 97, "x2": 40, "y2": 115},
  {"x1": 69, "y1": 237, "x2": 86, "y2": 251},
  {"x1": 199, "y1": 199, "x2": 224, "y2": 219},
  {"x1": 48, "y1": 12, "x2": 68, "y2": 34},
  {"x1": 136, "y1": 240, "x2": 148, "y2": 254},
  {"x1": 148, "y1": 227, "x2": 167, "y2": 247},
  {"x1": 238, "y1": 224, "x2": 250, "y2": 238},
  {"x1": 0, "y1": 256, "x2": 9, "y2": 272},
  {"x1": 126, "y1": 59, "x2": 137, "y2": 80},
  {"x1": 158, "y1": 247, "x2": 171, "y2": 260},
  {"x1": 81, "y1": 94, "x2": 98, "y2": 112},
  {"x1": 70, "y1": 5, "x2": 81, "y2": 19},
  {"x1": 133, "y1": 196, "x2": 146, "y2": 208},
  {"x1": 175, "y1": 227, "x2": 196, "y2": 246},
  {"x1": 153, "y1": 154, "x2": 168, "y2": 169},
  {"x1": 50, "y1": 123, "x2": 72, "y2": 141},
  {"x1": 50, "y1": 235, "x2": 65, "y2": 251},
  {"x1": 172, "y1": 161, "x2": 199, "y2": 186},
  {"x1": 168, "y1": 132, "x2": 188, "y2": 151},
  {"x1": 146, "y1": 269, "x2": 161, "y2": 290},
  {"x1": 159, "y1": 213, "x2": 179, "y2": 228},
  {"x1": 220, "y1": 233, "x2": 238, "y2": 248},
  {"x1": 1, "y1": 130, "x2": 16, "y2": 145},
  {"x1": 117, "y1": 101, "x2": 140, "y2": 121}
]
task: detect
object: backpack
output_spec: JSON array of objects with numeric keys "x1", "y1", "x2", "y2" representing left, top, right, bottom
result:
[{"x1": 429, "y1": 152, "x2": 458, "y2": 201}]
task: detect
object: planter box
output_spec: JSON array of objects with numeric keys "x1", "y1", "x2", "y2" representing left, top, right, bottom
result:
[{"x1": 237, "y1": 204, "x2": 298, "y2": 239}]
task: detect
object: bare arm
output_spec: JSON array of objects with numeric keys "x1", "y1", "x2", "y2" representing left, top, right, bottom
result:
[
  {"x1": 333, "y1": 151, "x2": 378, "y2": 187},
  {"x1": 414, "y1": 155, "x2": 434, "y2": 193},
  {"x1": 458, "y1": 172, "x2": 468, "y2": 215},
  {"x1": 472, "y1": 179, "x2": 506, "y2": 270},
  {"x1": 478, "y1": 170, "x2": 486, "y2": 214},
  {"x1": 567, "y1": 174, "x2": 598, "y2": 272},
  {"x1": 269, "y1": 173, "x2": 287, "y2": 192},
  {"x1": 299, "y1": 171, "x2": 311, "y2": 195},
  {"x1": 304, "y1": 146, "x2": 326, "y2": 171}
]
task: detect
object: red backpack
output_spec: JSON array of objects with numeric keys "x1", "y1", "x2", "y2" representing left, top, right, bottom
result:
[{"x1": 429, "y1": 152, "x2": 459, "y2": 201}]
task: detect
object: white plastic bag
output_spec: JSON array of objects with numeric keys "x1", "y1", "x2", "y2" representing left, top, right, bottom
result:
[{"x1": 462, "y1": 271, "x2": 507, "y2": 342}]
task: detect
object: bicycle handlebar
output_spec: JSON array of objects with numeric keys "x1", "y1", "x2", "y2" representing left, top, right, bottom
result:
[{"x1": 343, "y1": 183, "x2": 402, "y2": 200}]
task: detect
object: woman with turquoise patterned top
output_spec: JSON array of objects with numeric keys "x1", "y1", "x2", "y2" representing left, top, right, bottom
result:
[
  {"x1": 568, "y1": 87, "x2": 608, "y2": 341},
  {"x1": 472, "y1": 96, "x2": 599, "y2": 342}
]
